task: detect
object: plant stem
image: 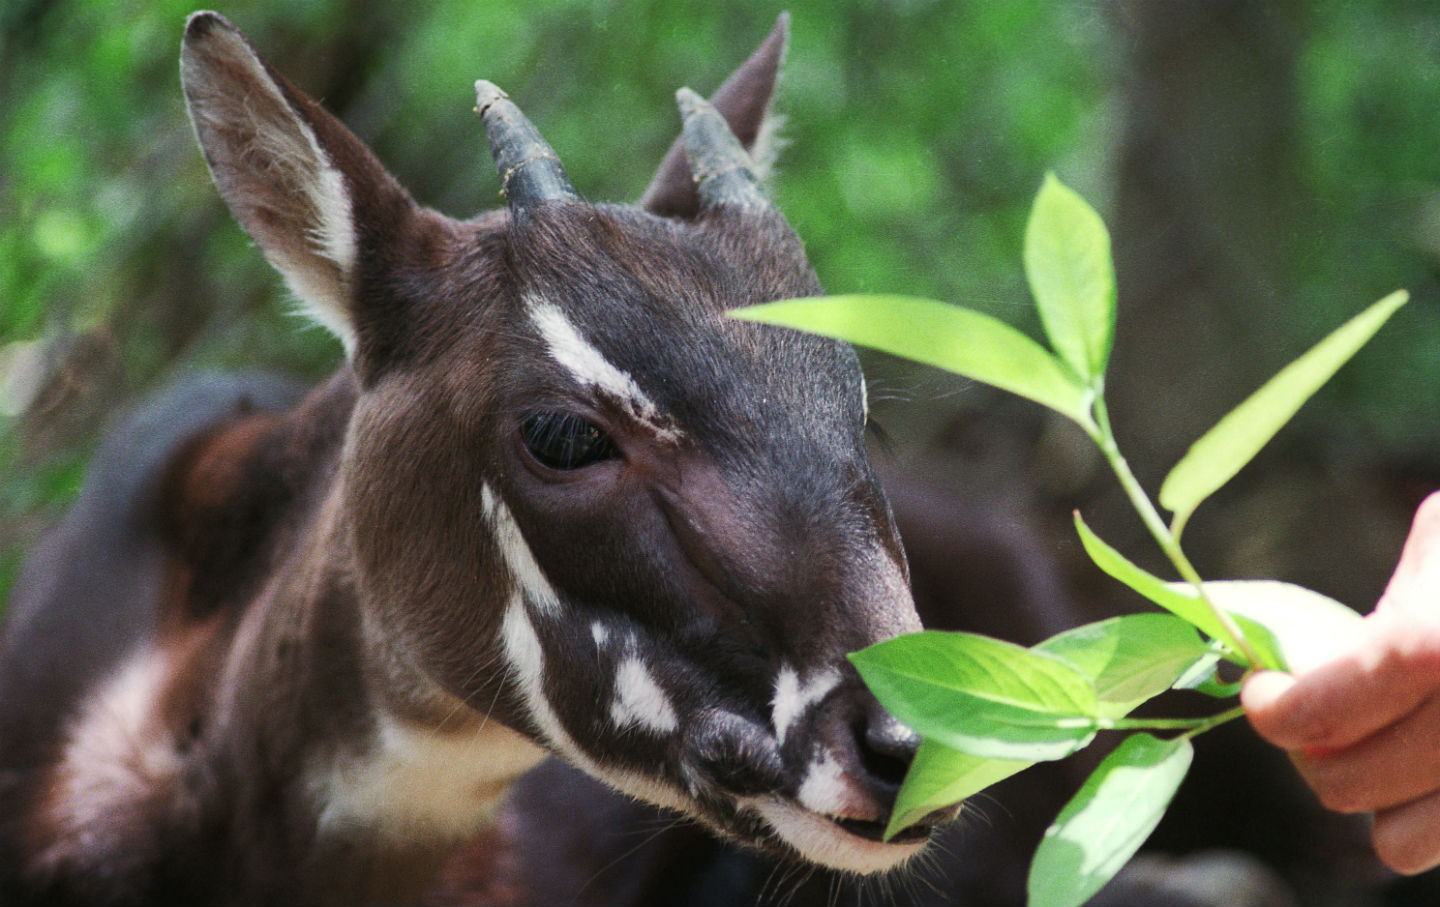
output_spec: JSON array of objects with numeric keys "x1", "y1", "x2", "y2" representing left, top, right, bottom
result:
[
  {"x1": 1088, "y1": 391, "x2": 1265, "y2": 670},
  {"x1": 1093, "y1": 705, "x2": 1247, "y2": 736},
  {"x1": 1179, "y1": 704, "x2": 1248, "y2": 739}
]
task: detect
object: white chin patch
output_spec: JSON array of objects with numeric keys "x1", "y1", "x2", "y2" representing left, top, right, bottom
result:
[{"x1": 741, "y1": 795, "x2": 925, "y2": 875}]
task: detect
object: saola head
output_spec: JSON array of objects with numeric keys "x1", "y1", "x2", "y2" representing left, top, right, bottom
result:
[{"x1": 181, "y1": 11, "x2": 946, "y2": 873}]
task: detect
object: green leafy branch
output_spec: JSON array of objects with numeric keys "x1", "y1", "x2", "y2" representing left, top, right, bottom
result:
[{"x1": 733, "y1": 174, "x2": 1406, "y2": 907}]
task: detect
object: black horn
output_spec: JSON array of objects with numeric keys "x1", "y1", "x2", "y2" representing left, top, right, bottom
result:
[
  {"x1": 476, "y1": 80, "x2": 578, "y2": 211},
  {"x1": 676, "y1": 87, "x2": 770, "y2": 212}
]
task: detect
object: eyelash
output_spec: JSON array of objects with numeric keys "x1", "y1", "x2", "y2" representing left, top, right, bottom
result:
[{"x1": 519, "y1": 412, "x2": 619, "y2": 470}]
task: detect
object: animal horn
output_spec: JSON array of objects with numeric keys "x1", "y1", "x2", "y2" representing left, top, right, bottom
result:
[
  {"x1": 475, "y1": 80, "x2": 578, "y2": 211},
  {"x1": 675, "y1": 87, "x2": 770, "y2": 212}
]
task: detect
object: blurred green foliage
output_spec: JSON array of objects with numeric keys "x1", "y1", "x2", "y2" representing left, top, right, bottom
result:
[{"x1": 2, "y1": 0, "x2": 1439, "y2": 604}]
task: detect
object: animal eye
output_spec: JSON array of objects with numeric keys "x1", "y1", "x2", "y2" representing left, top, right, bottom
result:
[{"x1": 520, "y1": 412, "x2": 618, "y2": 470}]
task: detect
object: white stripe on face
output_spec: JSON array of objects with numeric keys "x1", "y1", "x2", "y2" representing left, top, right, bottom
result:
[
  {"x1": 482, "y1": 483, "x2": 559, "y2": 615},
  {"x1": 526, "y1": 297, "x2": 682, "y2": 442},
  {"x1": 497, "y1": 589, "x2": 691, "y2": 815}
]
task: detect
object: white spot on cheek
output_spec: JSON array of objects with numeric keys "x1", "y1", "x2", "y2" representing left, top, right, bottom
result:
[
  {"x1": 772, "y1": 665, "x2": 842, "y2": 744},
  {"x1": 591, "y1": 621, "x2": 610, "y2": 647},
  {"x1": 610, "y1": 656, "x2": 678, "y2": 734},
  {"x1": 482, "y1": 483, "x2": 559, "y2": 615},
  {"x1": 527, "y1": 297, "x2": 682, "y2": 442}
]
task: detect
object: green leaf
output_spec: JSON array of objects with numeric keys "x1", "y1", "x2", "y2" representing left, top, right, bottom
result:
[
  {"x1": 1159, "y1": 290, "x2": 1409, "y2": 527},
  {"x1": 1023, "y1": 173, "x2": 1116, "y2": 382},
  {"x1": 1189, "y1": 673, "x2": 1243, "y2": 699},
  {"x1": 1171, "y1": 653, "x2": 1228, "y2": 694},
  {"x1": 730, "y1": 295, "x2": 1094, "y2": 427},
  {"x1": 1027, "y1": 734, "x2": 1194, "y2": 907},
  {"x1": 850, "y1": 631, "x2": 1100, "y2": 761},
  {"x1": 1072, "y1": 514, "x2": 1283, "y2": 669},
  {"x1": 1073, "y1": 514, "x2": 1237, "y2": 649},
  {"x1": 886, "y1": 739, "x2": 1031, "y2": 840},
  {"x1": 1192, "y1": 581, "x2": 1363, "y2": 674},
  {"x1": 1035, "y1": 614, "x2": 1210, "y2": 718}
]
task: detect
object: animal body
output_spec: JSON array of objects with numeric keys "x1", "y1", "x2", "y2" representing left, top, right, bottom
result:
[{"x1": 0, "y1": 11, "x2": 957, "y2": 905}]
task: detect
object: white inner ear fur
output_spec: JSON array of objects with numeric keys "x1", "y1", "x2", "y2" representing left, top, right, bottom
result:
[
  {"x1": 183, "y1": 25, "x2": 358, "y2": 355},
  {"x1": 749, "y1": 111, "x2": 787, "y2": 185}
]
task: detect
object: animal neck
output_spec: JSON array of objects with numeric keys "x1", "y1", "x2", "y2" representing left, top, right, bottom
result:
[{"x1": 30, "y1": 372, "x2": 544, "y2": 902}]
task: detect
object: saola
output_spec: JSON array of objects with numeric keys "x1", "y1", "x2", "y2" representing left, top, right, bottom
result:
[{"x1": 0, "y1": 11, "x2": 957, "y2": 904}]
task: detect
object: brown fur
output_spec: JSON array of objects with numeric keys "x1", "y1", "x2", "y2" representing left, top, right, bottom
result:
[{"x1": 0, "y1": 12, "x2": 947, "y2": 905}]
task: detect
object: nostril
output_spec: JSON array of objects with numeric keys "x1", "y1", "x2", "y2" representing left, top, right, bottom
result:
[{"x1": 859, "y1": 712, "x2": 920, "y2": 789}]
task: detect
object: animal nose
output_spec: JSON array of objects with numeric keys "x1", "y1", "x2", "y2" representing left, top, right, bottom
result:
[
  {"x1": 858, "y1": 702, "x2": 921, "y2": 791},
  {"x1": 803, "y1": 686, "x2": 922, "y2": 822}
]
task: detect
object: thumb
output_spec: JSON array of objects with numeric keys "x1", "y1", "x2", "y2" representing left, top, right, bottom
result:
[{"x1": 1378, "y1": 491, "x2": 1440, "y2": 618}]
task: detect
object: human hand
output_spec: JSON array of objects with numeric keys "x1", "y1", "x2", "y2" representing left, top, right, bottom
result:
[{"x1": 1243, "y1": 491, "x2": 1440, "y2": 875}]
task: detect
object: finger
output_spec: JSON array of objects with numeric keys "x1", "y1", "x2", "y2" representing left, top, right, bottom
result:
[
  {"x1": 1378, "y1": 491, "x2": 1440, "y2": 616},
  {"x1": 1374, "y1": 787, "x2": 1440, "y2": 875},
  {"x1": 1285, "y1": 691, "x2": 1440, "y2": 813},
  {"x1": 1241, "y1": 613, "x2": 1440, "y2": 750},
  {"x1": 1241, "y1": 670, "x2": 1300, "y2": 745}
]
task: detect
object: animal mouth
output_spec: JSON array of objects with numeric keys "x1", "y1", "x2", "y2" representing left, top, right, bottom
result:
[
  {"x1": 737, "y1": 795, "x2": 938, "y2": 875},
  {"x1": 834, "y1": 816, "x2": 936, "y2": 845}
]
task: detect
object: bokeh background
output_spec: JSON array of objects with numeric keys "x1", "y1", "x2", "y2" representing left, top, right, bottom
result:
[
  {"x1": 4, "y1": 1, "x2": 1440, "y2": 669},
  {"x1": 6, "y1": 1, "x2": 1440, "y2": 902}
]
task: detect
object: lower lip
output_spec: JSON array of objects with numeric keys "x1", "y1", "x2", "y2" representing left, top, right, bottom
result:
[{"x1": 835, "y1": 817, "x2": 934, "y2": 845}]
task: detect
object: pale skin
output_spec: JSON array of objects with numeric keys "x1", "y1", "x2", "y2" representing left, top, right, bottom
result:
[{"x1": 1243, "y1": 491, "x2": 1440, "y2": 875}]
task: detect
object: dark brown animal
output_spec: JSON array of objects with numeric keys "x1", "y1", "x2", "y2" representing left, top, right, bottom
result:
[{"x1": 0, "y1": 11, "x2": 959, "y2": 905}]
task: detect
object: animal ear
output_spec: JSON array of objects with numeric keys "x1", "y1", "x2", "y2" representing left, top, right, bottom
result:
[
  {"x1": 180, "y1": 12, "x2": 419, "y2": 358},
  {"x1": 641, "y1": 13, "x2": 788, "y2": 219}
]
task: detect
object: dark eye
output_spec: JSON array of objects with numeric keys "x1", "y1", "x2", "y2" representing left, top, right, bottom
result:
[{"x1": 520, "y1": 412, "x2": 619, "y2": 470}]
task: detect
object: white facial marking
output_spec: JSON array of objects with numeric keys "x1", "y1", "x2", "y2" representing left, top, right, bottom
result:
[
  {"x1": 742, "y1": 795, "x2": 924, "y2": 875},
  {"x1": 314, "y1": 712, "x2": 545, "y2": 840},
  {"x1": 797, "y1": 750, "x2": 864, "y2": 817},
  {"x1": 498, "y1": 590, "x2": 691, "y2": 815},
  {"x1": 591, "y1": 621, "x2": 610, "y2": 647},
  {"x1": 609, "y1": 655, "x2": 678, "y2": 734},
  {"x1": 772, "y1": 665, "x2": 842, "y2": 745},
  {"x1": 482, "y1": 483, "x2": 559, "y2": 615},
  {"x1": 527, "y1": 297, "x2": 682, "y2": 442}
]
